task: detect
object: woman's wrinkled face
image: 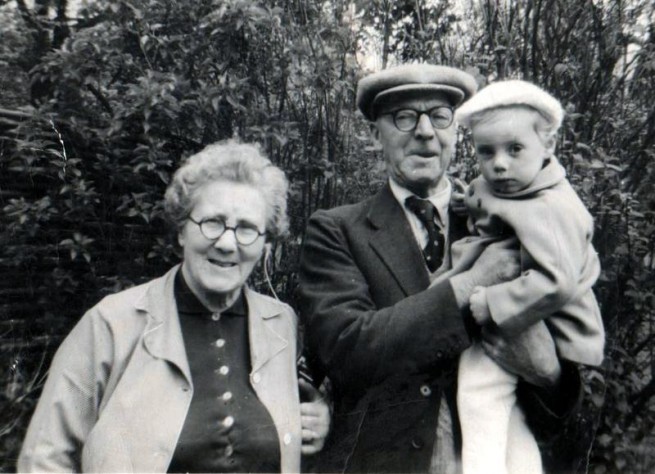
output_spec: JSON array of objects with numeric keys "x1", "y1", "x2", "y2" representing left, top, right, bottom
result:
[{"x1": 178, "y1": 180, "x2": 267, "y2": 307}]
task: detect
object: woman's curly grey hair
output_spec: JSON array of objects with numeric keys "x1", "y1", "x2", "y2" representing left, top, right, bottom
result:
[{"x1": 164, "y1": 141, "x2": 289, "y2": 240}]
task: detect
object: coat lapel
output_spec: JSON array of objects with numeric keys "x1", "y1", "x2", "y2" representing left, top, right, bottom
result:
[
  {"x1": 367, "y1": 184, "x2": 430, "y2": 296},
  {"x1": 245, "y1": 288, "x2": 288, "y2": 374},
  {"x1": 138, "y1": 265, "x2": 193, "y2": 386}
]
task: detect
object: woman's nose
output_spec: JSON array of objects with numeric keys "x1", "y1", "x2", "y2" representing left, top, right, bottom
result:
[
  {"x1": 213, "y1": 229, "x2": 238, "y2": 251},
  {"x1": 414, "y1": 113, "x2": 435, "y2": 139}
]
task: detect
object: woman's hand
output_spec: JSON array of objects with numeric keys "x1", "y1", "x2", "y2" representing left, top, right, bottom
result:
[{"x1": 299, "y1": 379, "x2": 331, "y2": 455}]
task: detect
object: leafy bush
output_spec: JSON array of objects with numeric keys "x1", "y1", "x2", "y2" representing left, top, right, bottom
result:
[{"x1": 1, "y1": 0, "x2": 654, "y2": 472}]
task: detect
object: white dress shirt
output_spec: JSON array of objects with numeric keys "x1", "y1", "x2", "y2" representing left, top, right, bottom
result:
[{"x1": 389, "y1": 177, "x2": 452, "y2": 275}]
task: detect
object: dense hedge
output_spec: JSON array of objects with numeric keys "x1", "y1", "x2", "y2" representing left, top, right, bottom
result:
[{"x1": 1, "y1": 0, "x2": 654, "y2": 472}]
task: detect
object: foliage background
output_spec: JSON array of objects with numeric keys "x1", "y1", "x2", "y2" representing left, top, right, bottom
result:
[{"x1": 1, "y1": 0, "x2": 654, "y2": 472}]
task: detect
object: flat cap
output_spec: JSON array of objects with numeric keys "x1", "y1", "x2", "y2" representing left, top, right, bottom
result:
[
  {"x1": 357, "y1": 64, "x2": 478, "y2": 121},
  {"x1": 456, "y1": 79, "x2": 564, "y2": 130}
]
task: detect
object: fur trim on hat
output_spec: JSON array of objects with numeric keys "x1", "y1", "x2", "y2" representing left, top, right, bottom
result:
[{"x1": 456, "y1": 80, "x2": 564, "y2": 130}]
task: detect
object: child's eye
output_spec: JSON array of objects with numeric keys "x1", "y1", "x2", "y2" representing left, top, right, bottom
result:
[
  {"x1": 509, "y1": 144, "x2": 523, "y2": 155},
  {"x1": 476, "y1": 146, "x2": 494, "y2": 158}
]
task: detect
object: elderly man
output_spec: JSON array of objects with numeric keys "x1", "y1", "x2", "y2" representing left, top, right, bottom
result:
[{"x1": 298, "y1": 65, "x2": 581, "y2": 473}]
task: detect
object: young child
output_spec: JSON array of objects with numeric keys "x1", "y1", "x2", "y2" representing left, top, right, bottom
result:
[{"x1": 452, "y1": 80, "x2": 605, "y2": 474}]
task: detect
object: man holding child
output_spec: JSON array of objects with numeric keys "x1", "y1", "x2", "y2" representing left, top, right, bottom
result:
[{"x1": 298, "y1": 65, "x2": 589, "y2": 473}]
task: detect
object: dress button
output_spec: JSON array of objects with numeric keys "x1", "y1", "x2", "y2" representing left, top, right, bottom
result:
[
  {"x1": 219, "y1": 365, "x2": 230, "y2": 375},
  {"x1": 252, "y1": 373, "x2": 261, "y2": 384},
  {"x1": 283, "y1": 433, "x2": 292, "y2": 445},
  {"x1": 225, "y1": 444, "x2": 234, "y2": 456},
  {"x1": 222, "y1": 391, "x2": 233, "y2": 401},
  {"x1": 411, "y1": 438, "x2": 424, "y2": 449},
  {"x1": 223, "y1": 416, "x2": 235, "y2": 428},
  {"x1": 211, "y1": 313, "x2": 221, "y2": 321},
  {"x1": 419, "y1": 384, "x2": 432, "y2": 397},
  {"x1": 215, "y1": 338, "x2": 226, "y2": 348}
]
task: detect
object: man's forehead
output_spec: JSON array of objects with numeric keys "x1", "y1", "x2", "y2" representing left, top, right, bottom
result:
[{"x1": 375, "y1": 93, "x2": 452, "y2": 116}]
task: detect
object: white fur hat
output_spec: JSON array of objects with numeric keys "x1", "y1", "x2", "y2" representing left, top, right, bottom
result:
[{"x1": 456, "y1": 79, "x2": 564, "y2": 130}]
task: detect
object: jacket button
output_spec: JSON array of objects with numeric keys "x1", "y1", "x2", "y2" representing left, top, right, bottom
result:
[
  {"x1": 223, "y1": 416, "x2": 235, "y2": 428},
  {"x1": 411, "y1": 438, "x2": 424, "y2": 450},
  {"x1": 252, "y1": 373, "x2": 261, "y2": 384},
  {"x1": 283, "y1": 433, "x2": 292, "y2": 445},
  {"x1": 225, "y1": 444, "x2": 234, "y2": 456},
  {"x1": 419, "y1": 384, "x2": 432, "y2": 397}
]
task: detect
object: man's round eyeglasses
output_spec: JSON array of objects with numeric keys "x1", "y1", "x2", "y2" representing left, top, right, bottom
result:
[
  {"x1": 380, "y1": 106, "x2": 454, "y2": 132},
  {"x1": 188, "y1": 217, "x2": 265, "y2": 246}
]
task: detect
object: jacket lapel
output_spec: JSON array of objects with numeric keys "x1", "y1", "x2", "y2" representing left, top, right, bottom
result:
[
  {"x1": 448, "y1": 208, "x2": 470, "y2": 244},
  {"x1": 138, "y1": 265, "x2": 193, "y2": 386},
  {"x1": 246, "y1": 288, "x2": 288, "y2": 373},
  {"x1": 367, "y1": 184, "x2": 430, "y2": 296}
]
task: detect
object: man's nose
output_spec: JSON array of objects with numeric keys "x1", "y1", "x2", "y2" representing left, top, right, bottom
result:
[{"x1": 414, "y1": 113, "x2": 435, "y2": 139}]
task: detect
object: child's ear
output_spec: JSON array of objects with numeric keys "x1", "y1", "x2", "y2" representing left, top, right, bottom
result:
[
  {"x1": 544, "y1": 135, "x2": 557, "y2": 156},
  {"x1": 369, "y1": 123, "x2": 383, "y2": 151}
]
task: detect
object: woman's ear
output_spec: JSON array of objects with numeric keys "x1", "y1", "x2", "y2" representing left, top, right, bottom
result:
[{"x1": 177, "y1": 227, "x2": 186, "y2": 248}]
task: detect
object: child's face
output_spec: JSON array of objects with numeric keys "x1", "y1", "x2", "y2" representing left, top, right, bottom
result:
[{"x1": 472, "y1": 108, "x2": 554, "y2": 193}]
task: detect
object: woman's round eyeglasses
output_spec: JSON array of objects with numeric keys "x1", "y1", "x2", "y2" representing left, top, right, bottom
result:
[
  {"x1": 379, "y1": 106, "x2": 454, "y2": 132},
  {"x1": 188, "y1": 217, "x2": 265, "y2": 246}
]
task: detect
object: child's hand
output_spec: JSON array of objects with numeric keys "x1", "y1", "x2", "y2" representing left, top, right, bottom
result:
[
  {"x1": 470, "y1": 286, "x2": 491, "y2": 325},
  {"x1": 450, "y1": 178, "x2": 469, "y2": 216}
]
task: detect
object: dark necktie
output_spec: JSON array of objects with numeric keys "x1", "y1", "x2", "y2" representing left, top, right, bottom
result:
[{"x1": 406, "y1": 196, "x2": 445, "y2": 272}]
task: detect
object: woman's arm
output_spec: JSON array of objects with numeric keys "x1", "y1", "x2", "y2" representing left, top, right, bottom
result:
[{"x1": 18, "y1": 308, "x2": 112, "y2": 472}]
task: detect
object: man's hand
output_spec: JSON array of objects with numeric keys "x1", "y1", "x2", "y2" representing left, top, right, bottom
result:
[
  {"x1": 451, "y1": 238, "x2": 521, "y2": 307},
  {"x1": 481, "y1": 322, "x2": 562, "y2": 388},
  {"x1": 299, "y1": 379, "x2": 330, "y2": 455},
  {"x1": 450, "y1": 178, "x2": 469, "y2": 216},
  {"x1": 469, "y1": 286, "x2": 491, "y2": 325}
]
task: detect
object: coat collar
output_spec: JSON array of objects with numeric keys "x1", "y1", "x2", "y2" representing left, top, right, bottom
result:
[
  {"x1": 137, "y1": 265, "x2": 192, "y2": 384},
  {"x1": 135, "y1": 265, "x2": 288, "y2": 386},
  {"x1": 491, "y1": 155, "x2": 566, "y2": 198},
  {"x1": 366, "y1": 183, "x2": 430, "y2": 295},
  {"x1": 244, "y1": 286, "x2": 289, "y2": 374}
]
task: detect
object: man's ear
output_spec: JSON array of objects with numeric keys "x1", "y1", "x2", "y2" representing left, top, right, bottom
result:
[{"x1": 369, "y1": 122, "x2": 383, "y2": 151}]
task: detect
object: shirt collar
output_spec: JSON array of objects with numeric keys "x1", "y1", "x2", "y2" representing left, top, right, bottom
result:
[
  {"x1": 388, "y1": 177, "x2": 452, "y2": 224},
  {"x1": 174, "y1": 268, "x2": 247, "y2": 317}
]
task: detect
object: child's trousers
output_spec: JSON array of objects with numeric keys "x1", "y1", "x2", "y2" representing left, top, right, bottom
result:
[{"x1": 458, "y1": 342, "x2": 543, "y2": 474}]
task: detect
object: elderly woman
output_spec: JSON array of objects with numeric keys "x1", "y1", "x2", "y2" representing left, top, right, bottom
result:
[{"x1": 18, "y1": 142, "x2": 329, "y2": 473}]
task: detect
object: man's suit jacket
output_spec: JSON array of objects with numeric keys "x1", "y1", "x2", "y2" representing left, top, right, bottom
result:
[
  {"x1": 298, "y1": 183, "x2": 581, "y2": 473},
  {"x1": 298, "y1": 183, "x2": 472, "y2": 473}
]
